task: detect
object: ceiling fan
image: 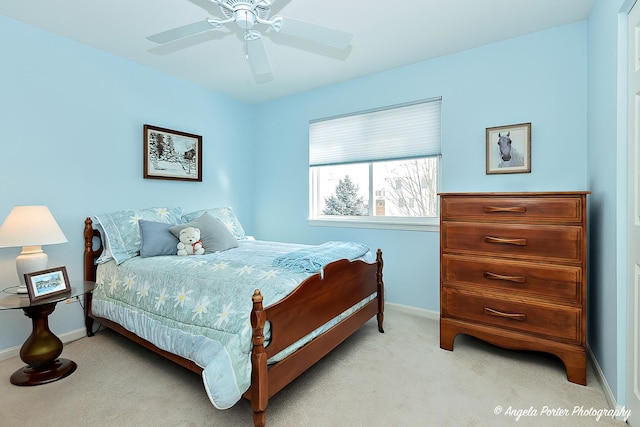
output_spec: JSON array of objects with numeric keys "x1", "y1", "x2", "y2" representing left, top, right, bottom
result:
[{"x1": 146, "y1": 0, "x2": 353, "y2": 76}]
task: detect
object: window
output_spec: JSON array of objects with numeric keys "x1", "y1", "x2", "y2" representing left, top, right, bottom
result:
[{"x1": 309, "y1": 98, "x2": 441, "y2": 230}]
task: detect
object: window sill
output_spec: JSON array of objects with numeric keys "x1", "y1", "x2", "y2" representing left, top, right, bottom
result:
[{"x1": 307, "y1": 218, "x2": 439, "y2": 232}]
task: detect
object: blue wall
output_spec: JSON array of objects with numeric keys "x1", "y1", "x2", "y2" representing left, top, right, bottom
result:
[
  {"x1": 253, "y1": 22, "x2": 588, "y2": 311},
  {"x1": 0, "y1": 15, "x2": 255, "y2": 350},
  {"x1": 587, "y1": 0, "x2": 629, "y2": 408}
]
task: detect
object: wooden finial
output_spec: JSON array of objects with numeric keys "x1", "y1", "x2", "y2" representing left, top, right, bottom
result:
[{"x1": 252, "y1": 289, "x2": 263, "y2": 303}]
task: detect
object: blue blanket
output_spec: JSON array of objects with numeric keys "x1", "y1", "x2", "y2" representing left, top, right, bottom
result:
[{"x1": 272, "y1": 241, "x2": 370, "y2": 273}]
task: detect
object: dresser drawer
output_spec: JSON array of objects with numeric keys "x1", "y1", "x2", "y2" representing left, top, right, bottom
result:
[
  {"x1": 441, "y1": 222, "x2": 583, "y2": 263},
  {"x1": 442, "y1": 288, "x2": 581, "y2": 343},
  {"x1": 441, "y1": 195, "x2": 584, "y2": 224},
  {"x1": 442, "y1": 254, "x2": 582, "y2": 302}
]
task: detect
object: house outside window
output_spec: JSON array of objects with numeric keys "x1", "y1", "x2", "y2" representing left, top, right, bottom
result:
[{"x1": 308, "y1": 98, "x2": 442, "y2": 231}]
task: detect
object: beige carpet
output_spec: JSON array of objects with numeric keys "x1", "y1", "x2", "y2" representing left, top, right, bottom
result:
[{"x1": 0, "y1": 307, "x2": 625, "y2": 427}]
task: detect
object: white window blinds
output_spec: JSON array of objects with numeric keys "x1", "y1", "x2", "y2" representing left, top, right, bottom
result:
[{"x1": 309, "y1": 97, "x2": 442, "y2": 167}]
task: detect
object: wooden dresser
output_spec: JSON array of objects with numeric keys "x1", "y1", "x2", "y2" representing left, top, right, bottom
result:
[{"x1": 439, "y1": 192, "x2": 588, "y2": 385}]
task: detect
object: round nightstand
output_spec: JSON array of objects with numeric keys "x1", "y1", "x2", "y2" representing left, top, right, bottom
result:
[{"x1": 0, "y1": 281, "x2": 94, "y2": 386}]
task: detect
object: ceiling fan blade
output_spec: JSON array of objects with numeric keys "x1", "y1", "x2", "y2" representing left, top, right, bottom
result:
[
  {"x1": 149, "y1": 30, "x2": 232, "y2": 56},
  {"x1": 187, "y1": 0, "x2": 221, "y2": 15},
  {"x1": 265, "y1": 0, "x2": 292, "y2": 16},
  {"x1": 147, "y1": 20, "x2": 214, "y2": 44},
  {"x1": 246, "y1": 37, "x2": 272, "y2": 75},
  {"x1": 274, "y1": 17, "x2": 352, "y2": 50}
]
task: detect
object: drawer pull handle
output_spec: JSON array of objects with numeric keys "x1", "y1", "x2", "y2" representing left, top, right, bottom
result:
[
  {"x1": 483, "y1": 236, "x2": 527, "y2": 246},
  {"x1": 483, "y1": 307, "x2": 527, "y2": 321},
  {"x1": 483, "y1": 206, "x2": 527, "y2": 213},
  {"x1": 483, "y1": 272, "x2": 526, "y2": 283}
]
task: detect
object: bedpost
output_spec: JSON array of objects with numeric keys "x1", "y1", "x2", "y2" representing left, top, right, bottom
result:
[
  {"x1": 376, "y1": 249, "x2": 385, "y2": 333},
  {"x1": 84, "y1": 217, "x2": 103, "y2": 282},
  {"x1": 250, "y1": 289, "x2": 268, "y2": 427},
  {"x1": 83, "y1": 217, "x2": 103, "y2": 337}
]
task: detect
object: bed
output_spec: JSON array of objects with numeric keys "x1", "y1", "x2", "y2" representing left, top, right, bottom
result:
[{"x1": 82, "y1": 207, "x2": 384, "y2": 427}]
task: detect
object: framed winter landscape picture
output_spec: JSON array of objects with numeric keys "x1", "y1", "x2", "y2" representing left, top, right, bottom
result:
[
  {"x1": 143, "y1": 124, "x2": 202, "y2": 181},
  {"x1": 486, "y1": 122, "x2": 531, "y2": 175},
  {"x1": 24, "y1": 266, "x2": 71, "y2": 303}
]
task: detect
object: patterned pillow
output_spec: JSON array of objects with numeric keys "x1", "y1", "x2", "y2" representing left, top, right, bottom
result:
[
  {"x1": 94, "y1": 223, "x2": 114, "y2": 264},
  {"x1": 94, "y1": 207, "x2": 182, "y2": 264},
  {"x1": 182, "y1": 207, "x2": 246, "y2": 240}
]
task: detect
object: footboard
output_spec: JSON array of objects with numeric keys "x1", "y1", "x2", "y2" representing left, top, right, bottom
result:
[
  {"x1": 83, "y1": 217, "x2": 384, "y2": 427},
  {"x1": 244, "y1": 251, "x2": 384, "y2": 426}
]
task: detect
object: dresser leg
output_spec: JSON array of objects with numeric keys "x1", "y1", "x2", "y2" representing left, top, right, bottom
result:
[
  {"x1": 559, "y1": 351, "x2": 587, "y2": 386},
  {"x1": 439, "y1": 319, "x2": 456, "y2": 351}
]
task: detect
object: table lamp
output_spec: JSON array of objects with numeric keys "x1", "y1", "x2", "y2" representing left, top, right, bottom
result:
[{"x1": 0, "y1": 206, "x2": 68, "y2": 294}]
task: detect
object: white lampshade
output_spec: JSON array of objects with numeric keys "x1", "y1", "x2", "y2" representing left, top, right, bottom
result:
[{"x1": 0, "y1": 206, "x2": 68, "y2": 291}]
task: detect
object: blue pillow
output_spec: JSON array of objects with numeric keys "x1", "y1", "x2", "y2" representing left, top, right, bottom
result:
[{"x1": 139, "y1": 220, "x2": 179, "y2": 257}]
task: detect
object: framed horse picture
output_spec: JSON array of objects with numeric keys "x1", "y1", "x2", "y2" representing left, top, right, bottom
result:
[{"x1": 486, "y1": 122, "x2": 531, "y2": 174}]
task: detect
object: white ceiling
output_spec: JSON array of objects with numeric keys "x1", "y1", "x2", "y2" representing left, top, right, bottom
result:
[{"x1": 0, "y1": 0, "x2": 593, "y2": 104}]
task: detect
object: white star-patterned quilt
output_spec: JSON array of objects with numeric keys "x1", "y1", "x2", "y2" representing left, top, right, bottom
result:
[{"x1": 92, "y1": 239, "x2": 374, "y2": 409}]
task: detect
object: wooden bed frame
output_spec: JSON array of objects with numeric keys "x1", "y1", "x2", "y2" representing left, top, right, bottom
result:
[{"x1": 83, "y1": 217, "x2": 384, "y2": 426}]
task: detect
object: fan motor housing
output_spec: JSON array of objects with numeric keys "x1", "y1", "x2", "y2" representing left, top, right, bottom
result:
[
  {"x1": 234, "y1": 9, "x2": 256, "y2": 29},
  {"x1": 220, "y1": 1, "x2": 271, "y2": 21}
]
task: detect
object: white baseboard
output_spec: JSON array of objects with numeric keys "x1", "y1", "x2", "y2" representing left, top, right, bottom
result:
[
  {"x1": 587, "y1": 345, "x2": 629, "y2": 421},
  {"x1": 0, "y1": 328, "x2": 87, "y2": 363},
  {"x1": 386, "y1": 302, "x2": 439, "y2": 321}
]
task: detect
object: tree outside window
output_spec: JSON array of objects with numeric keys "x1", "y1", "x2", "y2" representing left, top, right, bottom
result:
[{"x1": 322, "y1": 175, "x2": 368, "y2": 216}]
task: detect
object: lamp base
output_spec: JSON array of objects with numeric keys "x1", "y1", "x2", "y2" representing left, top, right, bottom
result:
[{"x1": 16, "y1": 246, "x2": 47, "y2": 291}]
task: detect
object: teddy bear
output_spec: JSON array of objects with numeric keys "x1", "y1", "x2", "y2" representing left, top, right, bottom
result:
[{"x1": 176, "y1": 226, "x2": 205, "y2": 256}]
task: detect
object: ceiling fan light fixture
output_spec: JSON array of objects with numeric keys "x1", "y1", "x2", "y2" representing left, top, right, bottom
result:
[{"x1": 234, "y1": 9, "x2": 256, "y2": 30}]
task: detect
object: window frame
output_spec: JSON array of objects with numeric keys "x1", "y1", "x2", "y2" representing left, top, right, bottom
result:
[
  {"x1": 307, "y1": 98, "x2": 442, "y2": 232},
  {"x1": 308, "y1": 157, "x2": 441, "y2": 232}
]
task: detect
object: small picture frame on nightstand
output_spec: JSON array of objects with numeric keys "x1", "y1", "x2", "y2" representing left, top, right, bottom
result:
[{"x1": 24, "y1": 267, "x2": 71, "y2": 303}]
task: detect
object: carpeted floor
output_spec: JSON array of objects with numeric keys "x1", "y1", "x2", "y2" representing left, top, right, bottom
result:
[{"x1": 0, "y1": 307, "x2": 626, "y2": 426}]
